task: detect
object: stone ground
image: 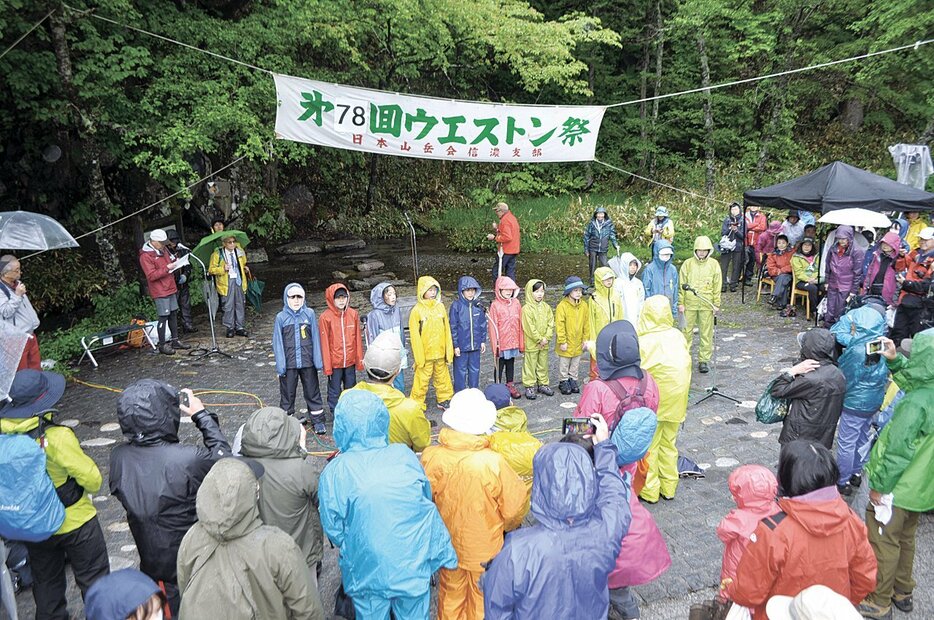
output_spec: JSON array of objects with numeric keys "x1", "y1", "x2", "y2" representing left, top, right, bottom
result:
[{"x1": 14, "y1": 281, "x2": 932, "y2": 620}]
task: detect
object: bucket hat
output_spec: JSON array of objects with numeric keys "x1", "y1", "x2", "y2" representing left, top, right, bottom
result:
[{"x1": 0, "y1": 370, "x2": 66, "y2": 419}]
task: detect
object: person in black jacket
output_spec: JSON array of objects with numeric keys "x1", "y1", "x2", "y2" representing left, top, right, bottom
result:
[
  {"x1": 165, "y1": 230, "x2": 197, "y2": 334},
  {"x1": 769, "y1": 329, "x2": 847, "y2": 449},
  {"x1": 109, "y1": 379, "x2": 230, "y2": 617}
]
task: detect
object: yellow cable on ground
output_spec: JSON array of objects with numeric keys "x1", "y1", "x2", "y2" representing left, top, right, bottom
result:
[{"x1": 70, "y1": 378, "x2": 266, "y2": 409}]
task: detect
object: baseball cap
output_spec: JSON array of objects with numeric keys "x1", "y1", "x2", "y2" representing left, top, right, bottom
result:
[
  {"x1": 149, "y1": 229, "x2": 168, "y2": 242},
  {"x1": 334, "y1": 288, "x2": 349, "y2": 299},
  {"x1": 483, "y1": 384, "x2": 511, "y2": 410},
  {"x1": 766, "y1": 585, "x2": 861, "y2": 620},
  {"x1": 919, "y1": 226, "x2": 934, "y2": 241},
  {"x1": 364, "y1": 331, "x2": 402, "y2": 380}
]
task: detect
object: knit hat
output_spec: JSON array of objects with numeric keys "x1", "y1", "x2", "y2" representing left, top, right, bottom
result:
[
  {"x1": 563, "y1": 276, "x2": 585, "y2": 295},
  {"x1": 483, "y1": 384, "x2": 511, "y2": 410},
  {"x1": 149, "y1": 229, "x2": 168, "y2": 242},
  {"x1": 442, "y1": 388, "x2": 496, "y2": 435},
  {"x1": 364, "y1": 331, "x2": 402, "y2": 381}
]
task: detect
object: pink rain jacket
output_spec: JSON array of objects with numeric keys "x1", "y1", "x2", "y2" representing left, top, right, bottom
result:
[{"x1": 717, "y1": 464, "x2": 780, "y2": 586}]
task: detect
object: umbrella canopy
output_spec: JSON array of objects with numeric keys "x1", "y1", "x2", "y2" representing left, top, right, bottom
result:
[
  {"x1": 191, "y1": 229, "x2": 250, "y2": 271},
  {"x1": 743, "y1": 161, "x2": 934, "y2": 214},
  {"x1": 0, "y1": 211, "x2": 79, "y2": 250},
  {"x1": 818, "y1": 208, "x2": 891, "y2": 229},
  {"x1": 0, "y1": 322, "x2": 28, "y2": 400}
]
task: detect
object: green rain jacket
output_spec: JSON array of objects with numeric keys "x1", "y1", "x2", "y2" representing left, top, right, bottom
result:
[
  {"x1": 522, "y1": 279, "x2": 555, "y2": 352},
  {"x1": 866, "y1": 328, "x2": 934, "y2": 512},
  {"x1": 679, "y1": 236, "x2": 722, "y2": 309}
]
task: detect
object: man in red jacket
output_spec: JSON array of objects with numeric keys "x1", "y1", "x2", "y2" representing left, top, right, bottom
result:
[
  {"x1": 139, "y1": 229, "x2": 189, "y2": 355},
  {"x1": 487, "y1": 202, "x2": 521, "y2": 289}
]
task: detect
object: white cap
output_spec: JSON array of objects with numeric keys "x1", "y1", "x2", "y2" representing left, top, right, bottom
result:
[
  {"x1": 442, "y1": 388, "x2": 496, "y2": 435},
  {"x1": 766, "y1": 585, "x2": 862, "y2": 620},
  {"x1": 149, "y1": 229, "x2": 168, "y2": 242},
  {"x1": 919, "y1": 226, "x2": 934, "y2": 241},
  {"x1": 286, "y1": 284, "x2": 305, "y2": 298},
  {"x1": 658, "y1": 247, "x2": 674, "y2": 257},
  {"x1": 363, "y1": 331, "x2": 402, "y2": 380}
]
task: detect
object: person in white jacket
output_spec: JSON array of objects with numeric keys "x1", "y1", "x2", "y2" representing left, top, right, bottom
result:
[{"x1": 613, "y1": 252, "x2": 645, "y2": 327}]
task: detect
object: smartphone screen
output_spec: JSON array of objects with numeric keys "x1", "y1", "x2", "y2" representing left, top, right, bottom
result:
[
  {"x1": 866, "y1": 339, "x2": 883, "y2": 356},
  {"x1": 563, "y1": 417, "x2": 596, "y2": 435},
  {"x1": 179, "y1": 391, "x2": 190, "y2": 408}
]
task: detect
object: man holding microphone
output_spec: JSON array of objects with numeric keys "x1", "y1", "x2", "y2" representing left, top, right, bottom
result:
[{"x1": 140, "y1": 229, "x2": 190, "y2": 355}]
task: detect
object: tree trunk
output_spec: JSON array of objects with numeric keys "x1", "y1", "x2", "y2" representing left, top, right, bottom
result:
[
  {"x1": 638, "y1": 1, "x2": 652, "y2": 175},
  {"x1": 49, "y1": 7, "x2": 124, "y2": 285},
  {"x1": 364, "y1": 154, "x2": 378, "y2": 215},
  {"x1": 648, "y1": 0, "x2": 664, "y2": 179},
  {"x1": 918, "y1": 115, "x2": 934, "y2": 147},
  {"x1": 840, "y1": 97, "x2": 864, "y2": 133},
  {"x1": 697, "y1": 32, "x2": 715, "y2": 196}
]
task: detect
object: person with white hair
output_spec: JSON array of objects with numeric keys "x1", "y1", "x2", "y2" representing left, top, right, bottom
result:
[
  {"x1": 139, "y1": 229, "x2": 188, "y2": 355},
  {"x1": 0, "y1": 254, "x2": 41, "y2": 369}
]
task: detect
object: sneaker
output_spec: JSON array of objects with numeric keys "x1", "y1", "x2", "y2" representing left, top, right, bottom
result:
[
  {"x1": 857, "y1": 601, "x2": 893, "y2": 620},
  {"x1": 698, "y1": 362, "x2": 709, "y2": 373},
  {"x1": 313, "y1": 421, "x2": 327, "y2": 435},
  {"x1": 661, "y1": 494, "x2": 675, "y2": 501},
  {"x1": 226, "y1": 329, "x2": 235, "y2": 338},
  {"x1": 729, "y1": 284, "x2": 737, "y2": 292},
  {"x1": 538, "y1": 385, "x2": 554, "y2": 396},
  {"x1": 236, "y1": 329, "x2": 249, "y2": 337},
  {"x1": 892, "y1": 591, "x2": 913, "y2": 613},
  {"x1": 849, "y1": 473, "x2": 863, "y2": 488},
  {"x1": 159, "y1": 343, "x2": 175, "y2": 356},
  {"x1": 780, "y1": 306, "x2": 796, "y2": 318},
  {"x1": 507, "y1": 382, "x2": 522, "y2": 399},
  {"x1": 171, "y1": 340, "x2": 191, "y2": 350},
  {"x1": 559, "y1": 380, "x2": 572, "y2": 395},
  {"x1": 182, "y1": 325, "x2": 199, "y2": 334},
  {"x1": 525, "y1": 387, "x2": 537, "y2": 400},
  {"x1": 570, "y1": 378, "x2": 581, "y2": 393},
  {"x1": 437, "y1": 400, "x2": 450, "y2": 411}
]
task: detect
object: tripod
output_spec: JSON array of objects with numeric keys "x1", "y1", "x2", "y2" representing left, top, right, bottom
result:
[
  {"x1": 682, "y1": 285, "x2": 740, "y2": 405},
  {"x1": 186, "y1": 250, "x2": 232, "y2": 360}
]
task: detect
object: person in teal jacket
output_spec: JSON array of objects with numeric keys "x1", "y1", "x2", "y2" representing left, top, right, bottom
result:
[
  {"x1": 860, "y1": 329, "x2": 934, "y2": 619},
  {"x1": 318, "y1": 390, "x2": 457, "y2": 619},
  {"x1": 641, "y1": 239, "x2": 679, "y2": 319}
]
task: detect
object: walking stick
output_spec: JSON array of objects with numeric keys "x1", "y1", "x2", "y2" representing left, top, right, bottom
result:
[{"x1": 497, "y1": 246, "x2": 504, "y2": 279}]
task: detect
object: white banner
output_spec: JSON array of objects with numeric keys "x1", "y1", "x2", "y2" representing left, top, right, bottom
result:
[{"x1": 274, "y1": 74, "x2": 605, "y2": 163}]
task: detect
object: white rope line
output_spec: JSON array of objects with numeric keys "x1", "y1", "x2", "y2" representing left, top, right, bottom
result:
[
  {"x1": 605, "y1": 38, "x2": 934, "y2": 108},
  {"x1": 21, "y1": 152, "x2": 252, "y2": 260},
  {"x1": 594, "y1": 158, "x2": 732, "y2": 205},
  {"x1": 0, "y1": 8, "x2": 56, "y2": 61}
]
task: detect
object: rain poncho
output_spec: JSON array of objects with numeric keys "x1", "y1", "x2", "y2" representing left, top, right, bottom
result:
[
  {"x1": 409, "y1": 276, "x2": 454, "y2": 365},
  {"x1": 613, "y1": 252, "x2": 645, "y2": 327},
  {"x1": 481, "y1": 441, "x2": 630, "y2": 620},
  {"x1": 588, "y1": 266, "x2": 624, "y2": 355},
  {"x1": 717, "y1": 465, "x2": 780, "y2": 584},
  {"x1": 521, "y1": 279, "x2": 554, "y2": 352},
  {"x1": 366, "y1": 282, "x2": 408, "y2": 370},
  {"x1": 449, "y1": 276, "x2": 487, "y2": 352},
  {"x1": 830, "y1": 306, "x2": 889, "y2": 413},
  {"x1": 866, "y1": 328, "x2": 934, "y2": 512},
  {"x1": 489, "y1": 405, "x2": 542, "y2": 488},
  {"x1": 636, "y1": 297, "x2": 691, "y2": 424},
  {"x1": 272, "y1": 282, "x2": 323, "y2": 375},
  {"x1": 352, "y1": 381, "x2": 430, "y2": 452},
  {"x1": 177, "y1": 459, "x2": 324, "y2": 620},
  {"x1": 318, "y1": 390, "x2": 457, "y2": 599},
  {"x1": 641, "y1": 240, "x2": 679, "y2": 317}
]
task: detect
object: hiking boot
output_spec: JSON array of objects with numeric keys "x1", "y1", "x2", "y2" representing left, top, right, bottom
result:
[
  {"x1": 226, "y1": 328, "x2": 235, "y2": 338},
  {"x1": 538, "y1": 385, "x2": 554, "y2": 396},
  {"x1": 437, "y1": 400, "x2": 450, "y2": 411},
  {"x1": 780, "y1": 306, "x2": 796, "y2": 318},
  {"x1": 729, "y1": 284, "x2": 737, "y2": 292},
  {"x1": 171, "y1": 339, "x2": 191, "y2": 350},
  {"x1": 849, "y1": 473, "x2": 863, "y2": 487},
  {"x1": 570, "y1": 378, "x2": 581, "y2": 393},
  {"x1": 182, "y1": 325, "x2": 199, "y2": 334},
  {"x1": 236, "y1": 329, "x2": 249, "y2": 337},
  {"x1": 559, "y1": 380, "x2": 572, "y2": 395},
  {"x1": 159, "y1": 343, "x2": 175, "y2": 356},
  {"x1": 721, "y1": 285, "x2": 727, "y2": 293},
  {"x1": 857, "y1": 601, "x2": 892, "y2": 620},
  {"x1": 313, "y1": 421, "x2": 327, "y2": 436},
  {"x1": 892, "y1": 590, "x2": 913, "y2": 612},
  {"x1": 698, "y1": 362, "x2": 709, "y2": 373},
  {"x1": 525, "y1": 387, "x2": 537, "y2": 400},
  {"x1": 506, "y1": 382, "x2": 522, "y2": 399}
]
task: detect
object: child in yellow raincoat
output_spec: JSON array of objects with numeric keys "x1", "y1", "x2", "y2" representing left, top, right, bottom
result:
[
  {"x1": 555, "y1": 276, "x2": 590, "y2": 395},
  {"x1": 637, "y1": 296, "x2": 692, "y2": 502},
  {"x1": 678, "y1": 235, "x2": 722, "y2": 374},
  {"x1": 588, "y1": 266, "x2": 625, "y2": 380},
  {"x1": 521, "y1": 279, "x2": 555, "y2": 400},
  {"x1": 484, "y1": 383, "x2": 542, "y2": 494},
  {"x1": 409, "y1": 276, "x2": 454, "y2": 411}
]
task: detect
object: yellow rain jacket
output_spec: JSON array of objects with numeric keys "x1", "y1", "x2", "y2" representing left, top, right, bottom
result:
[
  {"x1": 421, "y1": 429, "x2": 527, "y2": 572},
  {"x1": 489, "y1": 406, "x2": 542, "y2": 491},
  {"x1": 679, "y1": 236, "x2": 722, "y2": 310},
  {"x1": 351, "y1": 382, "x2": 431, "y2": 452},
  {"x1": 521, "y1": 279, "x2": 554, "y2": 352},
  {"x1": 555, "y1": 294, "x2": 589, "y2": 357},
  {"x1": 1, "y1": 414, "x2": 102, "y2": 535},
  {"x1": 637, "y1": 296, "x2": 692, "y2": 423},
  {"x1": 207, "y1": 244, "x2": 249, "y2": 297},
  {"x1": 589, "y1": 266, "x2": 625, "y2": 357},
  {"x1": 409, "y1": 276, "x2": 454, "y2": 365}
]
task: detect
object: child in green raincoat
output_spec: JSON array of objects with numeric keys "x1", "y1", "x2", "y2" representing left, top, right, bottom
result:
[
  {"x1": 588, "y1": 266, "x2": 625, "y2": 380},
  {"x1": 521, "y1": 279, "x2": 555, "y2": 400},
  {"x1": 483, "y1": 384, "x2": 542, "y2": 496},
  {"x1": 678, "y1": 236, "x2": 722, "y2": 374}
]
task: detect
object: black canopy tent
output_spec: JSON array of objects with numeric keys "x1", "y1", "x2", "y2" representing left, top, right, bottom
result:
[{"x1": 739, "y1": 161, "x2": 934, "y2": 309}]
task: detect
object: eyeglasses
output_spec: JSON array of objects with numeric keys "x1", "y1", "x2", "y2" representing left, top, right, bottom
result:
[{"x1": 288, "y1": 295, "x2": 304, "y2": 300}]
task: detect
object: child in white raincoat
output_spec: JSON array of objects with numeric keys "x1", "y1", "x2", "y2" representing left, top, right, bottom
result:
[{"x1": 613, "y1": 252, "x2": 645, "y2": 328}]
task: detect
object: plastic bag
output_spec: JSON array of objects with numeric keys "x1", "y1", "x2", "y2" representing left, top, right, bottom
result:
[{"x1": 755, "y1": 379, "x2": 789, "y2": 424}]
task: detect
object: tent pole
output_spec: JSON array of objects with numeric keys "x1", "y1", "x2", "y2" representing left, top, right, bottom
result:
[{"x1": 815, "y1": 225, "x2": 825, "y2": 327}]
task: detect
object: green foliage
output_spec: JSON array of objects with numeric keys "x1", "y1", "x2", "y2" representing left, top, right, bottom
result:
[{"x1": 20, "y1": 250, "x2": 108, "y2": 315}]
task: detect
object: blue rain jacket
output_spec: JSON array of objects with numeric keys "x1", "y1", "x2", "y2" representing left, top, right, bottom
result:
[
  {"x1": 481, "y1": 441, "x2": 630, "y2": 620},
  {"x1": 272, "y1": 282, "x2": 323, "y2": 375},
  {"x1": 318, "y1": 390, "x2": 457, "y2": 599},
  {"x1": 641, "y1": 240, "x2": 679, "y2": 316},
  {"x1": 366, "y1": 282, "x2": 408, "y2": 369},
  {"x1": 449, "y1": 276, "x2": 488, "y2": 352},
  {"x1": 830, "y1": 306, "x2": 889, "y2": 415}
]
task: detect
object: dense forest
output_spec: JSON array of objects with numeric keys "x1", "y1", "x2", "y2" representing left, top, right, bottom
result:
[{"x1": 1, "y1": 0, "x2": 932, "y2": 314}]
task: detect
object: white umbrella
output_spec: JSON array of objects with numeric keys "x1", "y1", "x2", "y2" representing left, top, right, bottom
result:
[
  {"x1": 818, "y1": 208, "x2": 891, "y2": 229},
  {"x1": 0, "y1": 210, "x2": 79, "y2": 250},
  {"x1": 0, "y1": 321, "x2": 28, "y2": 400}
]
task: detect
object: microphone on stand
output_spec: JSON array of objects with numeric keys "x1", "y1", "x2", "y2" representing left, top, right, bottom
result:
[{"x1": 682, "y1": 283, "x2": 697, "y2": 294}]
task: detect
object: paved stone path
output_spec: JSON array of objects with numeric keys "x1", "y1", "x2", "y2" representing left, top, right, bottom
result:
[{"x1": 14, "y1": 284, "x2": 931, "y2": 619}]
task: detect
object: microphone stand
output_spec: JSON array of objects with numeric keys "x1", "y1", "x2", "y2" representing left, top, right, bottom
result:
[
  {"x1": 682, "y1": 285, "x2": 741, "y2": 405},
  {"x1": 186, "y1": 250, "x2": 232, "y2": 360}
]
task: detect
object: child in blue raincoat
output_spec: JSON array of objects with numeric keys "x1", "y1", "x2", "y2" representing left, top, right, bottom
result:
[
  {"x1": 449, "y1": 276, "x2": 487, "y2": 392},
  {"x1": 366, "y1": 282, "x2": 408, "y2": 392},
  {"x1": 641, "y1": 240, "x2": 679, "y2": 319},
  {"x1": 272, "y1": 283, "x2": 324, "y2": 427}
]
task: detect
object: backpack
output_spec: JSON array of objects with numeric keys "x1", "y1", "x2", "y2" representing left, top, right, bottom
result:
[
  {"x1": 0, "y1": 417, "x2": 67, "y2": 542},
  {"x1": 126, "y1": 315, "x2": 148, "y2": 348},
  {"x1": 603, "y1": 375, "x2": 650, "y2": 431}
]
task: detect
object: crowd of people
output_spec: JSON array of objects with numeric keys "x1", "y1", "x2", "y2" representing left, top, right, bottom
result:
[{"x1": 1, "y1": 205, "x2": 933, "y2": 620}]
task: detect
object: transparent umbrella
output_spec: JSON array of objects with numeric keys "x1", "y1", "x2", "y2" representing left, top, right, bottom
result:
[
  {"x1": 0, "y1": 321, "x2": 28, "y2": 400},
  {"x1": 0, "y1": 211, "x2": 79, "y2": 250}
]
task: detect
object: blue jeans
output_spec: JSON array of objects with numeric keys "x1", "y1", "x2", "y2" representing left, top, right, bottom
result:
[
  {"x1": 352, "y1": 589, "x2": 430, "y2": 620},
  {"x1": 837, "y1": 408, "x2": 873, "y2": 485},
  {"x1": 453, "y1": 350, "x2": 482, "y2": 392}
]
